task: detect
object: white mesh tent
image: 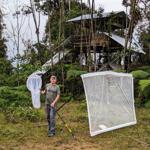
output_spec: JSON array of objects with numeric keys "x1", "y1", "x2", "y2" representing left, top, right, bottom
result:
[{"x1": 81, "y1": 71, "x2": 137, "y2": 136}]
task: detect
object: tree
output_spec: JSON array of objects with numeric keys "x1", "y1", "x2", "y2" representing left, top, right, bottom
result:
[
  {"x1": 122, "y1": 0, "x2": 142, "y2": 71},
  {"x1": 20, "y1": 0, "x2": 60, "y2": 65},
  {"x1": 138, "y1": 0, "x2": 150, "y2": 64},
  {"x1": 0, "y1": 9, "x2": 13, "y2": 85}
]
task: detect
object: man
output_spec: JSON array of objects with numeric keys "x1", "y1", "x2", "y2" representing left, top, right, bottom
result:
[{"x1": 41, "y1": 75, "x2": 60, "y2": 137}]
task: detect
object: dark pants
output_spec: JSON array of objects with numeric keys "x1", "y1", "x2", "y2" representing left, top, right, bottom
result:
[{"x1": 45, "y1": 104, "x2": 56, "y2": 134}]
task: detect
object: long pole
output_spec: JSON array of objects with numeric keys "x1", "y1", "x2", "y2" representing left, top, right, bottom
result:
[{"x1": 57, "y1": 111, "x2": 75, "y2": 138}]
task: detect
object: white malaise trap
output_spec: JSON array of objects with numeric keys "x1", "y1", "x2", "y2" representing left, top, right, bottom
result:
[
  {"x1": 26, "y1": 72, "x2": 43, "y2": 109},
  {"x1": 81, "y1": 71, "x2": 137, "y2": 136}
]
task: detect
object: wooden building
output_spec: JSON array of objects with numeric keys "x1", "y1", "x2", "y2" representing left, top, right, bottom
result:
[
  {"x1": 65, "y1": 11, "x2": 144, "y2": 69},
  {"x1": 42, "y1": 11, "x2": 144, "y2": 71}
]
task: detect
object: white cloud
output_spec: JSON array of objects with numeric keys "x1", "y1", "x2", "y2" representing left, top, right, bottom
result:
[
  {"x1": 83, "y1": 0, "x2": 125, "y2": 12},
  {"x1": 3, "y1": 0, "x2": 47, "y2": 59}
]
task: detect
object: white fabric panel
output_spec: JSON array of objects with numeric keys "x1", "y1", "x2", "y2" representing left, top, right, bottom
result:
[
  {"x1": 27, "y1": 74, "x2": 42, "y2": 109},
  {"x1": 81, "y1": 71, "x2": 136, "y2": 136}
]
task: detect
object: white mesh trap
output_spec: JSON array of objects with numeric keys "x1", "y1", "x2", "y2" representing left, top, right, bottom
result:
[
  {"x1": 27, "y1": 73, "x2": 42, "y2": 109},
  {"x1": 81, "y1": 71, "x2": 137, "y2": 136}
]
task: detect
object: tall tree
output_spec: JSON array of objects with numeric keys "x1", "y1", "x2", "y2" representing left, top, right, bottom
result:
[
  {"x1": 0, "y1": 9, "x2": 13, "y2": 85},
  {"x1": 122, "y1": 0, "x2": 142, "y2": 71},
  {"x1": 138, "y1": 0, "x2": 150, "y2": 64},
  {"x1": 21, "y1": 0, "x2": 60, "y2": 65}
]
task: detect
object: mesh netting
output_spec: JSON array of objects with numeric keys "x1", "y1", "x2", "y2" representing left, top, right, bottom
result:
[
  {"x1": 81, "y1": 71, "x2": 136, "y2": 136},
  {"x1": 27, "y1": 73, "x2": 42, "y2": 109}
]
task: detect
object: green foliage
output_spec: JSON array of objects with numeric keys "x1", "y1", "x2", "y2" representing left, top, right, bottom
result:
[
  {"x1": 21, "y1": 42, "x2": 51, "y2": 68},
  {"x1": 0, "y1": 124, "x2": 23, "y2": 138},
  {"x1": 67, "y1": 69, "x2": 87, "y2": 80},
  {"x1": 60, "y1": 93, "x2": 74, "y2": 102},
  {"x1": 0, "y1": 39, "x2": 7, "y2": 58},
  {"x1": 0, "y1": 58, "x2": 13, "y2": 75},
  {"x1": 45, "y1": 1, "x2": 90, "y2": 42},
  {"x1": 134, "y1": 80, "x2": 150, "y2": 107},
  {"x1": 0, "y1": 98, "x2": 7, "y2": 110},
  {"x1": 0, "y1": 86, "x2": 31, "y2": 109},
  {"x1": 138, "y1": 80, "x2": 150, "y2": 98},
  {"x1": 65, "y1": 69, "x2": 87, "y2": 98},
  {"x1": 139, "y1": 31, "x2": 150, "y2": 64},
  {"x1": 0, "y1": 41, "x2": 13, "y2": 87},
  {"x1": 0, "y1": 74, "x2": 7, "y2": 86},
  {"x1": 131, "y1": 67, "x2": 150, "y2": 107},
  {"x1": 1, "y1": 101, "x2": 150, "y2": 149},
  {"x1": 12, "y1": 85, "x2": 28, "y2": 91},
  {"x1": 0, "y1": 15, "x2": 13, "y2": 85},
  {"x1": 34, "y1": 43, "x2": 52, "y2": 65},
  {"x1": 0, "y1": 85, "x2": 44, "y2": 122},
  {"x1": 4, "y1": 107, "x2": 43, "y2": 122},
  {"x1": 138, "y1": 66, "x2": 150, "y2": 74},
  {"x1": 114, "y1": 68, "x2": 126, "y2": 73},
  {"x1": 134, "y1": 98, "x2": 142, "y2": 107},
  {"x1": 145, "y1": 100, "x2": 150, "y2": 108},
  {"x1": 4, "y1": 63, "x2": 40, "y2": 87},
  {"x1": 131, "y1": 70, "x2": 150, "y2": 79},
  {"x1": 68, "y1": 1, "x2": 90, "y2": 18}
]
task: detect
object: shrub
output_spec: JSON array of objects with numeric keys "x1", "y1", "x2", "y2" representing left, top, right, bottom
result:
[
  {"x1": 131, "y1": 70, "x2": 150, "y2": 79},
  {"x1": 0, "y1": 85, "x2": 44, "y2": 122},
  {"x1": 65, "y1": 69, "x2": 87, "y2": 98},
  {"x1": 135, "y1": 80, "x2": 150, "y2": 107},
  {"x1": 134, "y1": 98, "x2": 142, "y2": 107},
  {"x1": 0, "y1": 74, "x2": 7, "y2": 85},
  {"x1": 138, "y1": 66, "x2": 150, "y2": 74},
  {"x1": 138, "y1": 80, "x2": 150, "y2": 98},
  {"x1": 4, "y1": 64, "x2": 40, "y2": 86},
  {"x1": 0, "y1": 98, "x2": 7, "y2": 110},
  {"x1": 67, "y1": 69, "x2": 87, "y2": 80},
  {"x1": 0, "y1": 86, "x2": 31, "y2": 108},
  {"x1": 4, "y1": 106, "x2": 44, "y2": 122},
  {"x1": 145, "y1": 100, "x2": 150, "y2": 108},
  {"x1": 12, "y1": 85, "x2": 28, "y2": 92}
]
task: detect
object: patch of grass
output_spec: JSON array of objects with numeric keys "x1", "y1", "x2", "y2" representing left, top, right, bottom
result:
[
  {"x1": 0, "y1": 101, "x2": 150, "y2": 149},
  {"x1": 0, "y1": 86, "x2": 45, "y2": 123},
  {"x1": 4, "y1": 107, "x2": 45, "y2": 123}
]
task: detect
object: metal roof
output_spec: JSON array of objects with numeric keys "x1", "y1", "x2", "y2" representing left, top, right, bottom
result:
[
  {"x1": 102, "y1": 32, "x2": 145, "y2": 54},
  {"x1": 67, "y1": 11, "x2": 125, "y2": 22},
  {"x1": 42, "y1": 50, "x2": 70, "y2": 71}
]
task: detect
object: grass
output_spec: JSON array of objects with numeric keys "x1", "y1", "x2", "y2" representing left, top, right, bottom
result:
[{"x1": 0, "y1": 101, "x2": 150, "y2": 150}]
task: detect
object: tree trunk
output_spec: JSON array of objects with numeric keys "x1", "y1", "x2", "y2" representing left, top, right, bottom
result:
[
  {"x1": 124, "y1": 0, "x2": 137, "y2": 72},
  {"x1": 48, "y1": 11, "x2": 53, "y2": 69},
  {"x1": 30, "y1": 0, "x2": 40, "y2": 44}
]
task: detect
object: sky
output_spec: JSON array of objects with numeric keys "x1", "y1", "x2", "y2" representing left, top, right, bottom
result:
[
  {"x1": 0, "y1": 0, "x2": 126, "y2": 60},
  {"x1": 1, "y1": 0, "x2": 47, "y2": 59},
  {"x1": 83, "y1": 0, "x2": 125, "y2": 12}
]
